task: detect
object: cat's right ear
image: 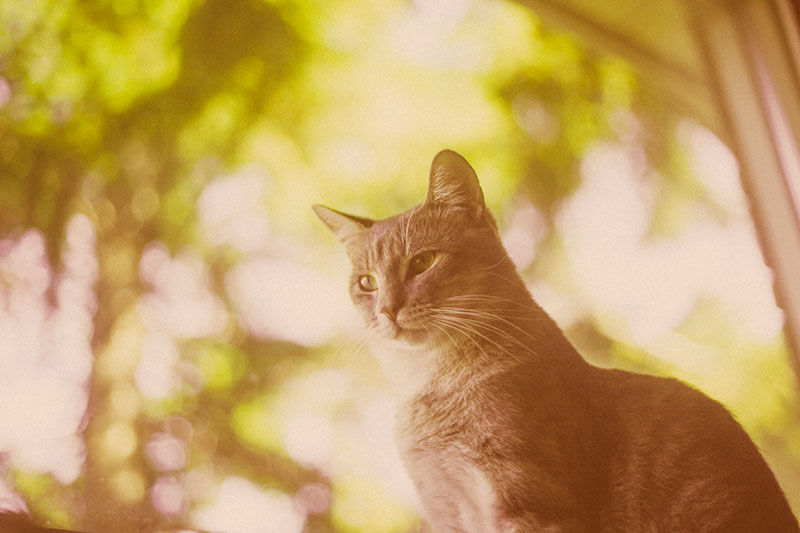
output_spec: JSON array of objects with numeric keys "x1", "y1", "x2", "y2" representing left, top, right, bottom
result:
[{"x1": 312, "y1": 204, "x2": 374, "y2": 245}]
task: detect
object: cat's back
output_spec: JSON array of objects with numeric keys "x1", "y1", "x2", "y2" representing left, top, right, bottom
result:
[{"x1": 587, "y1": 368, "x2": 799, "y2": 532}]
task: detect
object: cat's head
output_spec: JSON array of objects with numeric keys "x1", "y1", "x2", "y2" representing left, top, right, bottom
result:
[{"x1": 314, "y1": 150, "x2": 517, "y2": 346}]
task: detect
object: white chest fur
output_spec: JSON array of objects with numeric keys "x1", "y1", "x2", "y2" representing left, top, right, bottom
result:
[
  {"x1": 396, "y1": 432, "x2": 506, "y2": 533},
  {"x1": 369, "y1": 338, "x2": 443, "y2": 403},
  {"x1": 371, "y1": 341, "x2": 512, "y2": 531}
]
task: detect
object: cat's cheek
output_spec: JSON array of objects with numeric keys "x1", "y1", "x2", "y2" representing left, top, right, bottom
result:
[
  {"x1": 350, "y1": 293, "x2": 374, "y2": 316},
  {"x1": 350, "y1": 297, "x2": 395, "y2": 338},
  {"x1": 361, "y1": 309, "x2": 379, "y2": 329}
]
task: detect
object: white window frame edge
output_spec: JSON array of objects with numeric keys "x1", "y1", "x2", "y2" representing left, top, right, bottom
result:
[{"x1": 692, "y1": 0, "x2": 800, "y2": 379}]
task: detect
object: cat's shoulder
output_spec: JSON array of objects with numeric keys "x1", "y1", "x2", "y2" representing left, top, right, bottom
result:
[{"x1": 594, "y1": 367, "x2": 750, "y2": 442}]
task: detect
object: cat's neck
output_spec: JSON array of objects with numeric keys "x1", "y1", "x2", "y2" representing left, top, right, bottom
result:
[
  {"x1": 447, "y1": 256, "x2": 584, "y2": 368},
  {"x1": 369, "y1": 338, "x2": 445, "y2": 404},
  {"x1": 372, "y1": 281, "x2": 584, "y2": 405}
]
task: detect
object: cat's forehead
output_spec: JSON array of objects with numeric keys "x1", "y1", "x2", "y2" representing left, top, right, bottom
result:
[
  {"x1": 368, "y1": 209, "x2": 418, "y2": 255},
  {"x1": 353, "y1": 204, "x2": 466, "y2": 267},
  {"x1": 350, "y1": 206, "x2": 436, "y2": 265}
]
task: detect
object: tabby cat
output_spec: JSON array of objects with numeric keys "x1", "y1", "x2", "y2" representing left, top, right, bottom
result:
[{"x1": 313, "y1": 150, "x2": 800, "y2": 532}]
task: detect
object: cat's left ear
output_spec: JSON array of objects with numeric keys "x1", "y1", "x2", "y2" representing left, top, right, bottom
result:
[
  {"x1": 313, "y1": 204, "x2": 374, "y2": 244},
  {"x1": 425, "y1": 149, "x2": 485, "y2": 219}
]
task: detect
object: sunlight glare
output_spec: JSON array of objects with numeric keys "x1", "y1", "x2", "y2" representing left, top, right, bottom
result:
[
  {"x1": 110, "y1": 384, "x2": 142, "y2": 420},
  {"x1": 502, "y1": 198, "x2": 546, "y2": 270},
  {"x1": 225, "y1": 258, "x2": 353, "y2": 346},
  {"x1": 192, "y1": 477, "x2": 304, "y2": 533},
  {"x1": 0, "y1": 215, "x2": 96, "y2": 484},
  {"x1": 0, "y1": 76, "x2": 10, "y2": 107},
  {"x1": 557, "y1": 141, "x2": 783, "y2": 352},
  {"x1": 135, "y1": 330, "x2": 180, "y2": 399},
  {"x1": 329, "y1": 391, "x2": 420, "y2": 530},
  {"x1": 0, "y1": 476, "x2": 27, "y2": 513},
  {"x1": 101, "y1": 422, "x2": 137, "y2": 464},
  {"x1": 335, "y1": 392, "x2": 419, "y2": 509},
  {"x1": 138, "y1": 244, "x2": 227, "y2": 339},
  {"x1": 198, "y1": 165, "x2": 271, "y2": 253},
  {"x1": 295, "y1": 483, "x2": 331, "y2": 515},
  {"x1": 281, "y1": 411, "x2": 335, "y2": 470},
  {"x1": 678, "y1": 120, "x2": 746, "y2": 215},
  {"x1": 112, "y1": 468, "x2": 146, "y2": 504},
  {"x1": 528, "y1": 282, "x2": 583, "y2": 330},
  {"x1": 275, "y1": 370, "x2": 354, "y2": 469},
  {"x1": 389, "y1": 0, "x2": 484, "y2": 70},
  {"x1": 152, "y1": 475, "x2": 185, "y2": 515},
  {"x1": 145, "y1": 433, "x2": 186, "y2": 472}
]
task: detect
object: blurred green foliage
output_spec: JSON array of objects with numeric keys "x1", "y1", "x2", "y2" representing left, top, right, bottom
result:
[{"x1": 1, "y1": 0, "x2": 798, "y2": 531}]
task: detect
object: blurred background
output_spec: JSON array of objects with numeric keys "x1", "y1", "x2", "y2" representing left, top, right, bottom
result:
[{"x1": 1, "y1": 0, "x2": 799, "y2": 531}]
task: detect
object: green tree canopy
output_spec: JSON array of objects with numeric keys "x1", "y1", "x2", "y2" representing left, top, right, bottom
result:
[{"x1": 1, "y1": 0, "x2": 798, "y2": 531}]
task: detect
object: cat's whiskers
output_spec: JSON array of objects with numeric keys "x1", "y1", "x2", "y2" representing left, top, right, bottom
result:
[
  {"x1": 427, "y1": 313, "x2": 525, "y2": 364},
  {"x1": 430, "y1": 310, "x2": 534, "y2": 358},
  {"x1": 482, "y1": 270, "x2": 526, "y2": 288},
  {"x1": 437, "y1": 305, "x2": 542, "y2": 345},
  {"x1": 418, "y1": 299, "x2": 540, "y2": 340},
  {"x1": 433, "y1": 315, "x2": 524, "y2": 364},
  {"x1": 350, "y1": 336, "x2": 374, "y2": 368},
  {"x1": 443, "y1": 293, "x2": 532, "y2": 309},
  {"x1": 475, "y1": 255, "x2": 513, "y2": 272},
  {"x1": 428, "y1": 317, "x2": 491, "y2": 362},
  {"x1": 325, "y1": 329, "x2": 371, "y2": 370},
  {"x1": 313, "y1": 150, "x2": 800, "y2": 533},
  {"x1": 428, "y1": 320, "x2": 460, "y2": 352},
  {"x1": 440, "y1": 296, "x2": 545, "y2": 325},
  {"x1": 439, "y1": 302, "x2": 539, "y2": 321},
  {"x1": 416, "y1": 300, "x2": 533, "y2": 325}
]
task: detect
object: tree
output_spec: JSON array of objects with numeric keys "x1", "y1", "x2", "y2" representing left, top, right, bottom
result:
[{"x1": 1, "y1": 0, "x2": 797, "y2": 530}]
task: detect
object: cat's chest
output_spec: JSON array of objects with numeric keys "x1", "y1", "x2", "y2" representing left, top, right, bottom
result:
[
  {"x1": 395, "y1": 397, "x2": 509, "y2": 532},
  {"x1": 398, "y1": 433, "x2": 503, "y2": 532},
  {"x1": 369, "y1": 341, "x2": 448, "y2": 403}
]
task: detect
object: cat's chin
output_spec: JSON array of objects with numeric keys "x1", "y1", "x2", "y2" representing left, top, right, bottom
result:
[
  {"x1": 369, "y1": 313, "x2": 445, "y2": 347},
  {"x1": 378, "y1": 324, "x2": 436, "y2": 348},
  {"x1": 371, "y1": 321, "x2": 435, "y2": 346},
  {"x1": 396, "y1": 327, "x2": 433, "y2": 345}
]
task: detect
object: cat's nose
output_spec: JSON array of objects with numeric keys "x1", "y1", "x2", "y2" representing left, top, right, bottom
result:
[
  {"x1": 378, "y1": 285, "x2": 403, "y2": 323},
  {"x1": 380, "y1": 306, "x2": 398, "y2": 322}
]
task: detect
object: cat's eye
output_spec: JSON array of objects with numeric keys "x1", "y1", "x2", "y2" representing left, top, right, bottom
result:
[
  {"x1": 409, "y1": 251, "x2": 435, "y2": 275},
  {"x1": 358, "y1": 274, "x2": 378, "y2": 292}
]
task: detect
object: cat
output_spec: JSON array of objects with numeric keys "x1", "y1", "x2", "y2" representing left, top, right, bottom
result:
[{"x1": 313, "y1": 149, "x2": 800, "y2": 532}]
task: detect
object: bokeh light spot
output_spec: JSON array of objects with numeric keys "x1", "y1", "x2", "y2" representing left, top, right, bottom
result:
[
  {"x1": 131, "y1": 186, "x2": 160, "y2": 222},
  {"x1": 152, "y1": 475, "x2": 185, "y2": 515},
  {"x1": 192, "y1": 477, "x2": 304, "y2": 533},
  {"x1": 112, "y1": 469, "x2": 146, "y2": 504},
  {"x1": 145, "y1": 433, "x2": 186, "y2": 472},
  {"x1": 101, "y1": 422, "x2": 137, "y2": 464}
]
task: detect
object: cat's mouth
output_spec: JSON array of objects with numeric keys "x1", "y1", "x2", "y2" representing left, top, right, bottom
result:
[
  {"x1": 381, "y1": 319, "x2": 401, "y2": 339},
  {"x1": 378, "y1": 316, "x2": 404, "y2": 340},
  {"x1": 375, "y1": 316, "x2": 432, "y2": 345}
]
